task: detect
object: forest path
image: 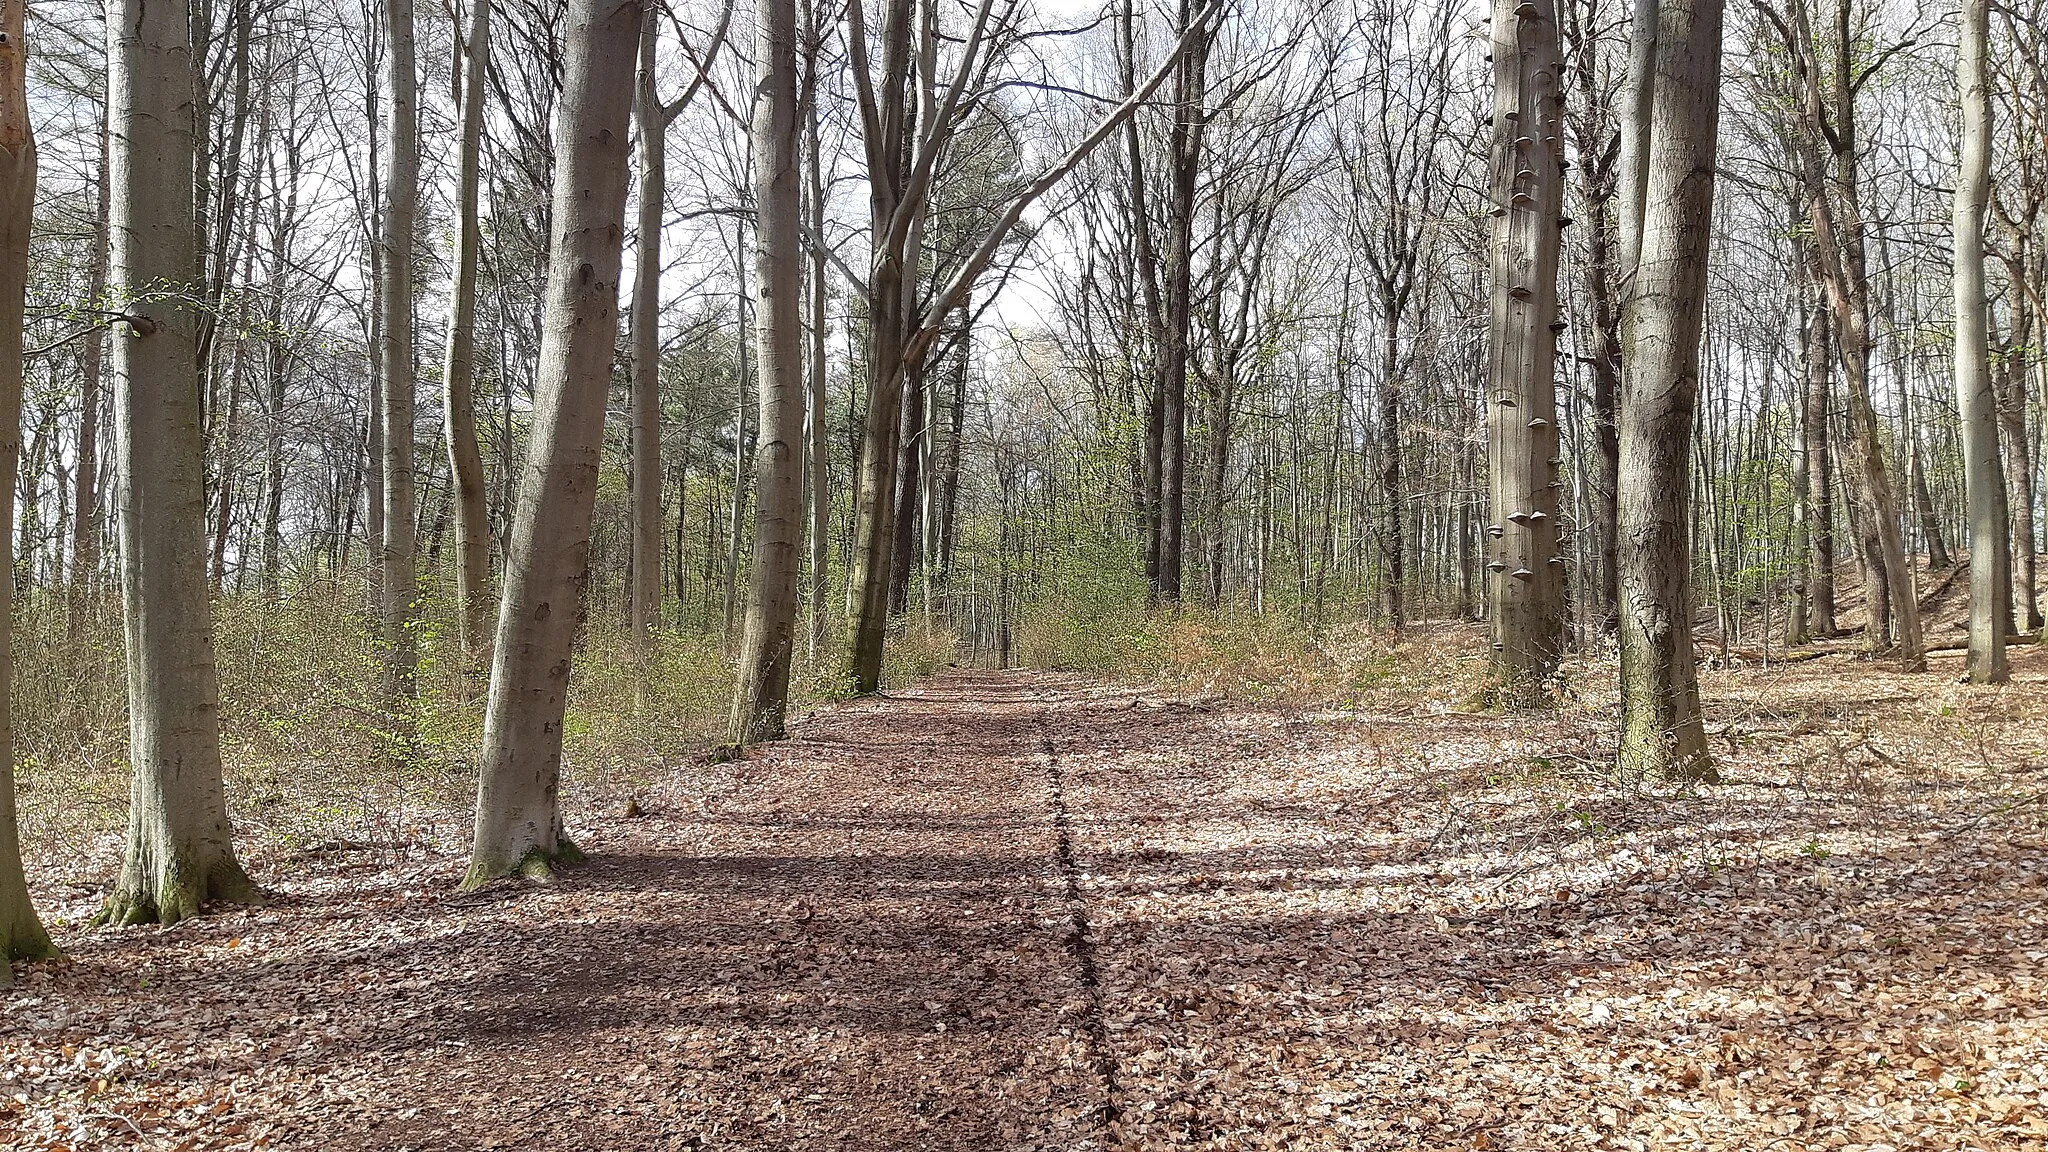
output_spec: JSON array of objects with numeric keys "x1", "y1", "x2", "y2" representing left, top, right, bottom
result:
[{"x1": 13, "y1": 659, "x2": 2048, "y2": 1151}]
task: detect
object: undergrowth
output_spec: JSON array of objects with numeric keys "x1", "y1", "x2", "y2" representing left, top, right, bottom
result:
[{"x1": 11, "y1": 569, "x2": 939, "y2": 886}]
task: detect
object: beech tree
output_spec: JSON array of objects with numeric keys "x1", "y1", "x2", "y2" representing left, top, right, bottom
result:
[
  {"x1": 379, "y1": 0, "x2": 421, "y2": 708},
  {"x1": 730, "y1": 0, "x2": 804, "y2": 743},
  {"x1": 0, "y1": 0, "x2": 54, "y2": 981},
  {"x1": 1954, "y1": 0, "x2": 2009, "y2": 682},
  {"x1": 1616, "y1": 0, "x2": 1720, "y2": 780},
  {"x1": 443, "y1": 0, "x2": 495, "y2": 677},
  {"x1": 466, "y1": 0, "x2": 645, "y2": 887},
  {"x1": 101, "y1": 0, "x2": 262, "y2": 923}
]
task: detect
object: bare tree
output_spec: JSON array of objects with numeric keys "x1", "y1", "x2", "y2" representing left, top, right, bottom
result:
[
  {"x1": 443, "y1": 0, "x2": 495, "y2": 679},
  {"x1": 1485, "y1": 0, "x2": 1568, "y2": 695},
  {"x1": 1616, "y1": 0, "x2": 1719, "y2": 780},
  {"x1": 100, "y1": 0, "x2": 263, "y2": 923},
  {"x1": 1954, "y1": 0, "x2": 2010, "y2": 682},
  {"x1": 466, "y1": 0, "x2": 645, "y2": 888},
  {"x1": 731, "y1": 0, "x2": 805, "y2": 743},
  {"x1": 0, "y1": 0, "x2": 54, "y2": 980}
]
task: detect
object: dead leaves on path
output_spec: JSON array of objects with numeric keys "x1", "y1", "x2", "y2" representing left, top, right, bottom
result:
[{"x1": 6, "y1": 653, "x2": 2048, "y2": 1151}]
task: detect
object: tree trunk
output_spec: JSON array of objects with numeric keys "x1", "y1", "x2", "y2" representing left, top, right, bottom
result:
[
  {"x1": 465, "y1": 0, "x2": 643, "y2": 888},
  {"x1": 1803, "y1": 283, "x2": 1836, "y2": 635},
  {"x1": 1484, "y1": 0, "x2": 1567, "y2": 697},
  {"x1": 1616, "y1": 0, "x2": 1718, "y2": 781},
  {"x1": 380, "y1": 0, "x2": 420, "y2": 707},
  {"x1": 730, "y1": 0, "x2": 804, "y2": 745},
  {"x1": 444, "y1": 0, "x2": 495, "y2": 675},
  {"x1": 1998, "y1": 321, "x2": 2041, "y2": 634},
  {"x1": 803, "y1": 16, "x2": 830, "y2": 660},
  {"x1": 101, "y1": 0, "x2": 261, "y2": 924},
  {"x1": 68, "y1": 116, "x2": 109, "y2": 638},
  {"x1": 887, "y1": 355, "x2": 924, "y2": 615},
  {"x1": 1153, "y1": 0, "x2": 1210, "y2": 606},
  {"x1": 1954, "y1": 0, "x2": 2009, "y2": 683},
  {"x1": 629, "y1": 4, "x2": 666, "y2": 650},
  {"x1": 0, "y1": 0, "x2": 54, "y2": 978}
]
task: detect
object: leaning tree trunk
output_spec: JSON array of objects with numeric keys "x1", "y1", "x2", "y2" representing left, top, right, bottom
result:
[
  {"x1": 443, "y1": 0, "x2": 495, "y2": 678},
  {"x1": 1953, "y1": 0, "x2": 2009, "y2": 683},
  {"x1": 465, "y1": 0, "x2": 643, "y2": 888},
  {"x1": 380, "y1": 0, "x2": 420, "y2": 710},
  {"x1": 729, "y1": 0, "x2": 805, "y2": 746},
  {"x1": 101, "y1": 0, "x2": 261, "y2": 924},
  {"x1": 0, "y1": 0, "x2": 54, "y2": 979},
  {"x1": 1483, "y1": 0, "x2": 1567, "y2": 700},
  {"x1": 1616, "y1": 0, "x2": 1718, "y2": 781}
]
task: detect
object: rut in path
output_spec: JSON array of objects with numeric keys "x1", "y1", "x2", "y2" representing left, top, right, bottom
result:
[{"x1": 340, "y1": 670, "x2": 1142, "y2": 1151}]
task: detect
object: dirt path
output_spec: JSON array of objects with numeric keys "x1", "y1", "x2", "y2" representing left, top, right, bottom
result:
[{"x1": 8, "y1": 664, "x2": 2048, "y2": 1151}]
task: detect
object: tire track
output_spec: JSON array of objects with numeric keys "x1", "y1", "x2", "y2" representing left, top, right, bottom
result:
[{"x1": 1034, "y1": 698, "x2": 1122, "y2": 1130}]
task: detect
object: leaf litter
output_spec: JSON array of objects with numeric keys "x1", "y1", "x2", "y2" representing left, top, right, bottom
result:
[{"x1": 5, "y1": 644, "x2": 2047, "y2": 1150}]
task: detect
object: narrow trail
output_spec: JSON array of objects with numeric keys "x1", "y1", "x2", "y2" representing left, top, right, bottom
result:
[{"x1": 12, "y1": 661, "x2": 2048, "y2": 1151}]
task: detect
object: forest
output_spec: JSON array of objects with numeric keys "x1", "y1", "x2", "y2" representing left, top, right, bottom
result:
[{"x1": 0, "y1": 0, "x2": 2046, "y2": 1144}]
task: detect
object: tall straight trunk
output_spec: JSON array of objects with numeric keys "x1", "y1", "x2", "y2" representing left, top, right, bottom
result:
[
  {"x1": 260, "y1": 128, "x2": 301, "y2": 600},
  {"x1": 843, "y1": 0, "x2": 917, "y2": 693},
  {"x1": 444, "y1": 0, "x2": 495, "y2": 672},
  {"x1": 1616, "y1": 0, "x2": 1718, "y2": 780},
  {"x1": 723, "y1": 277, "x2": 749, "y2": 643},
  {"x1": 803, "y1": 14, "x2": 830, "y2": 659},
  {"x1": 1803, "y1": 283, "x2": 1836, "y2": 634},
  {"x1": 1379, "y1": 297, "x2": 1404, "y2": 628},
  {"x1": 1564, "y1": 0, "x2": 1621, "y2": 628},
  {"x1": 937, "y1": 309, "x2": 967, "y2": 582},
  {"x1": 0, "y1": 0, "x2": 54, "y2": 979},
  {"x1": 465, "y1": 0, "x2": 642, "y2": 888},
  {"x1": 1788, "y1": 277, "x2": 1812, "y2": 646},
  {"x1": 1954, "y1": 0, "x2": 2009, "y2": 683},
  {"x1": 68, "y1": 117, "x2": 109, "y2": 635},
  {"x1": 380, "y1": 0, "x2": 421, "y2": 705},
  {"x1": 1484, "y1": 0, "x2": 1567, "y2": 696},
  {"x1": 730, "y1": 0, "x2": 804, "y2": 744},
  {"x1": 887, "y1": 356, "x2": 924, "y2": 614},
  {"x1": 629, "y1": 4, "x2": 667, "y2": 647},
  {"x1": 208, "y1": 315, "x2": 249, "y2": 590},
  {"x1": 101, "y1": 0, "x2": 260, "y2": 924},
  {"x1": 1910, "y1": 411, "x2": 1951, "y2": 569},
  {"x1": 1153, "y1": 0, "x2": 1210, "y2": 605},
  {"x1": 1998, "y1": 290, "x2": 2041, "y2": 633}
]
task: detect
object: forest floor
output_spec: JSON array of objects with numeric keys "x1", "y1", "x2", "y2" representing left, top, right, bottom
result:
[{"x1": 6, "y1": 635, "x2": 2048, "y2": 1151}]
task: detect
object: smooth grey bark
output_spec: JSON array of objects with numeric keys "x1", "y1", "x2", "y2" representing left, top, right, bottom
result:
[
  {"x1": 730, "y1": 0, "x2": 805, "y2": 745},
  {"x1": 0, "y1": 0, "x2": 54, "y2": 977},
  {"x1": 1484, "y1": 0, "x2": 1567, "y2": 697},
  {"x1": 101, "y1": 0, "x2": 261, "y2": 924},
  {"x1": 444, "y1": 0, "x2": 495, "y2": 677},
  {"x1": 68, "y1": 117, "x2": 109, "y2": 638},
  {"x1": 1954, "y1": 0, "x2": 2010, "y2": 683},
  {"x1": 380, "y1": 0, "x2": 420, "y2": 707},
  {"x1": 802, "y1": 0, "x2": 830, "y2": 660},
  {"x1": 630, "y1": 4, "x2": 670, "y2": 648},
  {"x1": 1616, "y1": 0, "x2": 1717, "y2": 781},
  {"x1": 465, "y1": 0, "x2": 643, "y2": 888}
]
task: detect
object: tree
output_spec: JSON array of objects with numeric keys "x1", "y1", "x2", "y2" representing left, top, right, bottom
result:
[
  {"x1": 1616, "y1": 0, "x2": 1719, "y2": 781},
  {"x1": 1484, "y1": 0, "x2": 1568, "y2": 696},
  {"x1": 1954, "y1": 0, "x2": 2010, "y2": 682},
  {"x1": 380, "y1": 0, "x2": 421, "y2": 709},
  {"x1": 443, "y1": 0, "x2": 495, "y2": 678},
  {"x1": 465, "y1": 0, "x2": 645, "y2": 888},
  {"x1": 101, "y1": 0, "x2": 262, "y2": 924},
  {"x1": 730, "y1": 0, "x2": 805, "y2": 744},
  {"x1": 0, "y1": 0, "x2": 55, "y2": 981},
  {"x1": 841, "y1": 0, "x2": 1223, "y2": 692}
]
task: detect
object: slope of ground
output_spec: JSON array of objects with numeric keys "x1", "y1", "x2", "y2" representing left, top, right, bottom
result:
[{"x1": 5, "y1": 649, "x2": 2048, "y2": 1151}]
